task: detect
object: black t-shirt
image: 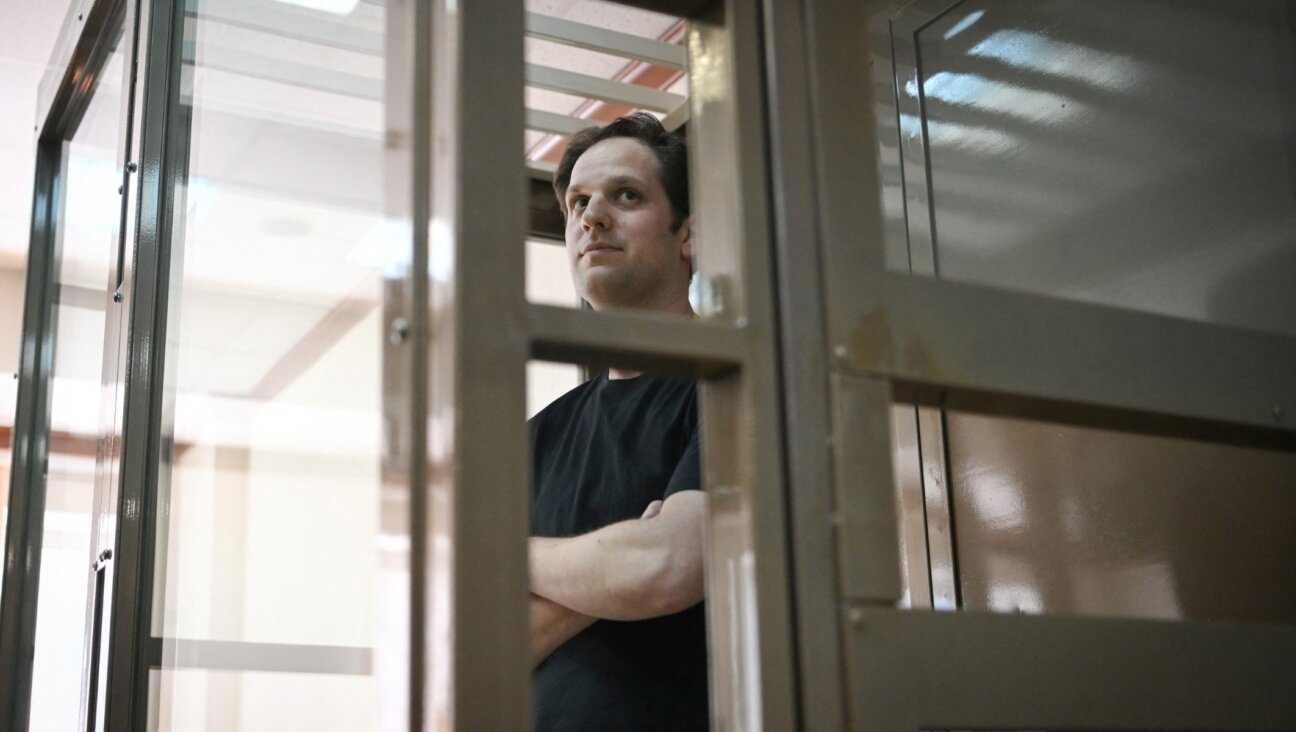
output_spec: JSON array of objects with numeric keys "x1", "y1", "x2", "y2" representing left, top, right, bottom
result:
[{"x1": 530, "y1": 373, "x2": 708, "y2": 732}]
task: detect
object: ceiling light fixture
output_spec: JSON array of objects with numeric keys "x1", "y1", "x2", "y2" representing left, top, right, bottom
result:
[{"x1": 271, "y1": 0, "x2": 360, "y2": 16}]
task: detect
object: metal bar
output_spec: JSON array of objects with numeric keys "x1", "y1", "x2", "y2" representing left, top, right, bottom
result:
[
  {"x1": 835, "y1": 271, "x2": 1296, "y2": 447},
  {"x1": 889, "y1": 406, "x2": 930, "y2": 610},
  {"x1": 526, "y1": 108, "x2": 592, "y2": 137},
  {"x1": 104, "y1": 0, "x2": 184, "y2": 726},
  {"x1": 689, "y1": 1, "x2": 799, "y2": 729},
  {"x1": 36, "y1": 0, "x2": 129, "y2": 140},
  {"x1": 1, "y1": 1, "x2": 135, "y2": 723},
  {"x1": 524, "y1": 11, "x2": 686, "y2": 68},
  {"x1": 426, "y1": 0, "x2": 531, "y2": 728},
  {"x1": 0, "y1": 139, "x2": 65, "y2": 732},
  {"x1": 844, "y1": 606, "x2": 1296, "y2": 731},
  {"x1": 828, "y1": 374, "x2": 902, "y2": 603},
  {"x1": 803, "y1": 0, "x2": 890, "y2": 376},
  {"x1": 915, "y1": 406, "x2": 956, "y2": 609},
  {"x1": 526, "y1": 63, "x2": 684, "y2": 112},
  {"x1": 181, "y1": 40, "x2": 382, "y2": 100},
  {"x1": 609, "y1": 0, "x2": 714, "y2": 18},
  {"x1": 83, "y1": 553, "x2": 111, "y2": 732},
  {"x1": 380, "y1": 0, "x2": 428, "y2": 726},
  {"x1": 528, "y1": 303, "x2": 744, "y2": 379},
  {"x1": 661, "y1": 99, "x2": 690, "y2": 132},
  {"x1": 145, "y1": 639, "x2": 372, "y2": 675},
  {"x1": 183, "y1": 0, "x2": 383, "y2": 56},
  {"x1": 756, "y1": 0, "x2": 853, "y2": 723}
]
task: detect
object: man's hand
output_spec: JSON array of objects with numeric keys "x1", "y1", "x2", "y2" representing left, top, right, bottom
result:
[
  {"x1": 529, "y1": 491, "x2": 705, "y2": 621},
  {"x1": 530, "y1": 498, "x2": 674, "y2": 667},
  {"x1": 530, "y1": 594, "x2": 595, "y2": 668}
]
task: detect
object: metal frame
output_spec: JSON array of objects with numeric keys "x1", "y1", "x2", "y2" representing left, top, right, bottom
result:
[
  {"x1": 380, "y1": 0, "x2": 429, "y2": 727},
  {"x1": 0, "y1": 0, "x2": 134, "y2": 727},
  {"x1": 794, "y1": 0, "x2": 1296, "y2": 730},
  {"x1": 376, "y1": 0, "x2": 801, "y2": 729},
  {"x1": 677, "y1": 3, "x2": 799, "y2": 727},
  {"x1": 103, "y1": 0, "x2": 187, "y2": 726},
  {"x1": 0, "y1": 131, "x2": 67, "y2": 732}
]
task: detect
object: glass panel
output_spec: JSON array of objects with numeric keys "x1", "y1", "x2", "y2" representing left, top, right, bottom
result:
[
  {"x1": 28, "y1": 26, "x2": 128, "y2": 731},
  {"x1": 901, "y1": 0, "x2": 1296, "y2": 337},
  {"x1": 946, "y1": 411, "x2": 1296, "y2": 623},
  {"x1": 151, "y1": 1, "x2": 384, "y2": 724},
  {"x1": 151, "y1": 669, "x2": 375, "y2": 731},
  {"x1": 526, "y1": 238, "x2": 579, "y2": 307}
]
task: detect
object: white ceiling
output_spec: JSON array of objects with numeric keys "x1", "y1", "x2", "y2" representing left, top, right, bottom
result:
[
  {"x1": 0, "y1": 0, "x2": 684, "y2": 439},
  {"x1": 0, "y1": 0, "x2": 80, "y2": 272}
]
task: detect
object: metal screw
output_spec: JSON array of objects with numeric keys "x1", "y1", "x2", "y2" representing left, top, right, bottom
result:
[
  {"x1": 77, "y1": 13, "x2": 83, "y2": 20},
  {"x1": 833, "y1": 344, "x2": 852, "y2": 363},
  {"x1": 389, "y1": 317, "x2": 410, "y2": 345},
  {"x1": 112, "y1": 291, "x2": 122, "y2": 303},
  {"x1": 126, "y1": 161, "x2": 137, "y2": 173},
  {"x1": 117, "y1": 185, "x2": 123, "y2": 195},
  {"x1": 847, "y1": 607, "x2": 866, "y2": 629},
  {"x1": 1274, "y1": 405, "x2": 1285, "y2": 423}
]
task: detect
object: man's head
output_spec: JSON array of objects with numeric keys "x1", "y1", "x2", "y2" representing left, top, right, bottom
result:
[{"x1": 553, "y1": 113, "x2": 692, "y2": 314}]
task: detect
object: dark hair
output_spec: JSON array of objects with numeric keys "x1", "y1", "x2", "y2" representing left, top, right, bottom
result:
[{"x1": 553, "y1": 112, "x2": 689, "y2": 231}]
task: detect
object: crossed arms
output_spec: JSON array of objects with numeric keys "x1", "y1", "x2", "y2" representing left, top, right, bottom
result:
[{"x1": 529, "y1": 489, "x2": 706, "y2": 667}]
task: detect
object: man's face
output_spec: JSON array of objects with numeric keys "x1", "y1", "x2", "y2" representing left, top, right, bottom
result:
[{"x1": 563, "y1": 137, "x2": 692, "y2": 313}]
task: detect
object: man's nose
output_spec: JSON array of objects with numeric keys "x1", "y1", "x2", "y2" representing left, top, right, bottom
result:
[{"x1": 581, "y1": 196, "x2": 610, "y2": 230}]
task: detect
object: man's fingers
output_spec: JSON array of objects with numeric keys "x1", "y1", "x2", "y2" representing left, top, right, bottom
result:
[{"x1": 641, "y1": 500, "x2": 663, "y2": 519}]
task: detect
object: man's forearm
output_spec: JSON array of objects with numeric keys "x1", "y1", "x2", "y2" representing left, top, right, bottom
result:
[
  {"x1": 530, "y1": 492, "x2": 704, "y2": 621},
  {"x1": 531, "y1": 594, "x2": 595, "y2": 668}
]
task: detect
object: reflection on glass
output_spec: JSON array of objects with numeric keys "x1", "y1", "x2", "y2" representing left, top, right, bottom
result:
[
  {"x1": 152, "y1": 669, "x2": 376, "y2": 730},
  {"x1": 28, "y1": 29, "x2": 126, "y2": 732},
  {"x1": 151, "y1": 1, "x2": 384, "y2": 726},
  {"x1": 526, "y1": 238, "x2": 579, "y2": 308},
  {"x1": 946, "y1": 411, "x2": 1296, "y2": 624},
  {"x1": 899, "y1": 0, "x2": 1296, "y2": 337}
]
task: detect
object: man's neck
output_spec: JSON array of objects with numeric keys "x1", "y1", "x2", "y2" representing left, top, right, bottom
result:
[{"x1": 602, "y1": 297, "x2": 695, "y2": 380}]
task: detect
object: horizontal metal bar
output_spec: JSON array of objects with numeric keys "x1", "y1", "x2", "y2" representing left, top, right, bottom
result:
[
  {"x1": 526, "y1": 63, "x2": 684, "y2": 112},
  {"x1": 845, "y1": 606, "x2": 1296, "y2": 731},
  {"x1": 525, "y1": 11, "x2": 686, "y2": 69},
  {"x1": 147, "y1": 638, "x2": 372, "y2": 676},
  {"x1": 37, "y1": 0, "x2": 127, "y2": 140},
  {"x1": 834, "y1": 272, "x2": 1296, "y2": 448},
  {"x1": 526, "y1": 108, "x2": 591, "y2": 137},
  {"x1": 661, "y1": 99, "x2": 690, "y2": 132},
  {"x1": 528, "y1": 303, "x2": 744, "y2": 379},
  {"x1": 182, "y1": 40, "x2": 381, "y2": 100},
  {"x1": 184, "y1": 0, "x2": 383, "y2": 56},
  {"x1": 609, "y1": 0, "x2": 713, "y2": 18},
  {"x1": 180, "y1": 49, "x2": 639, "y2": 141}
]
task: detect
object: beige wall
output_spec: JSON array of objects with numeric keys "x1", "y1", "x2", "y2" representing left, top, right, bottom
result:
[{"x1": 0, "y1": 266, "x2": 24, "y2": 376}]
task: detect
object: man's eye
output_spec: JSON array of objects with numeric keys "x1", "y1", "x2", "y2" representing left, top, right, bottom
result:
[
  {"x1": 619, "y1": 189, "x2": 640, "y2": 202},
  {"x1": 571, "y1": 196, "x2": 588, "y2": 209}
]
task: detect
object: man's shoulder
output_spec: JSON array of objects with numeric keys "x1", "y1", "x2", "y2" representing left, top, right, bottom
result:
[{"x1": 529, "y1": 375, "x2": 603, "y2": 429}]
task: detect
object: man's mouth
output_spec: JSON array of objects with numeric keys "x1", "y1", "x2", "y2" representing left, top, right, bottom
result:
[{"x1": 580, "y1": 243, "x2": 621, "y2": 257}]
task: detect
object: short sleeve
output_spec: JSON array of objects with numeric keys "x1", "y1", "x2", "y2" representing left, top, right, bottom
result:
[{"x1": 663, "y1": 423, "x2": 702, "y2": 498}]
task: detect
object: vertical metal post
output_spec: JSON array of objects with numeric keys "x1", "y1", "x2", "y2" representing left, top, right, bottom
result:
[
  {"x1": 689, "y1": 1, "x2": 798, "y2": 729},
  {"x1": 380, "y1": 0, "x2": 429, "y2": 728},
  {"x1": 104, "y1": 0, "x2": 185, "y2": 726},
  {"x1": 423, "y1": 0, "x2": 530, "y2": 728},
  {"x1": 0, "y1": 138, "x2": 66, "y2": 732}
]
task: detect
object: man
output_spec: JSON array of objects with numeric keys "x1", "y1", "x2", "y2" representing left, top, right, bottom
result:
[{"x1": 527, "y1": 113, "x2": 709, "y2": 731}]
